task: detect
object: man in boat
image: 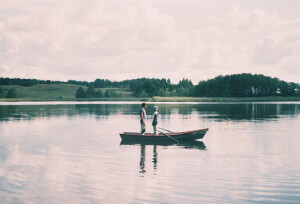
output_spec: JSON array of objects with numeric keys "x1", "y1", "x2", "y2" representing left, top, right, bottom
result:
[
  {"x1": 140, "y1": 103, "x2": 147, "y2": 135},
  {"x1": 152, "y1": 106, "x2": 158, "y2": 135}
]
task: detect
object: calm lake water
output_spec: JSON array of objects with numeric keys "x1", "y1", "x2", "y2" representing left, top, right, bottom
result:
[{"x1": 0, "y1": 102, "x2": 300, "y2": 203}]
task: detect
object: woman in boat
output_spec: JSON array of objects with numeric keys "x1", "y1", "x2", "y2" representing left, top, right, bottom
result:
[
  {"x1": 140, "y1": 103, "x2": 147, "y2": 135},
  {"x1": 152, "y1": 106, "x2": 158, "y2": 135}
]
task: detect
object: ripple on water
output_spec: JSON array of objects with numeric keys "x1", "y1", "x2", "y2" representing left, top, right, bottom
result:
[{"x1": 0, "y1": 103, "x2": 300, "y2": 203}]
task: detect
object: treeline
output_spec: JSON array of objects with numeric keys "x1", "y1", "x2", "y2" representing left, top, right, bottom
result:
[
  {"x1": 75, "y1": 85, "x2": 120, "y2": 98},
  {"x1": 0, "y1": 77, "x2": 65, "y2": 86},
  {"x1": 69, "y1": 79, "x2": 128, "y2": 88},
  {"x1": 1, "y1": 74, "x2": 300, "y2": 98},
  {"x1": 75, "y1": 78, "x2": 193, "y2": 98},
  {"x1": 127, "y1": 74, "x2": 299, "y2": 97},
  {"x1": 0, "y1": 77, "x2": 127, "y2": 88},
  {"x1": 194, "y1": 74, "x2": 300, "y2": 97},
  {"x1": 129, "y1": 78, "x2": 193, "y2": 97}
]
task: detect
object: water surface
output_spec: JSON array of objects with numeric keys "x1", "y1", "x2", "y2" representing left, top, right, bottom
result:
[{"x1": 0, "y1": 102, "x2": 300, "y2": 203}]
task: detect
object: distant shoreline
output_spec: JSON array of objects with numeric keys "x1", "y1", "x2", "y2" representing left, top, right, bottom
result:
[{"x1": 1, "y1": 96, "x2": 300, "y2": 102}]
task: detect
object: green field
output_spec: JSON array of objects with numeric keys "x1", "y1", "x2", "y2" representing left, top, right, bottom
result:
[
  {"x1": 0, "y1": 84, "x2": 134, "y2": 101},
  {"x1": 1, "y1": 84, "x2": 300, "y2": 102},
  {"x1": 0, "y1": 84, "x2": 81, "y2": 99}
]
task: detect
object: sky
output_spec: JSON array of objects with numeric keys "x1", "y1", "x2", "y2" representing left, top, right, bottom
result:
[{"x1": 0, "y1": 0, "x2": 300, "y2": 84}]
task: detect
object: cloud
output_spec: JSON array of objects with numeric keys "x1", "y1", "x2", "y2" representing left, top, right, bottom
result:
[
  {"x1": 0, "y1": 1, "x2": 300, "y2": 83},
  {"x1": 253, "y1": 35, "x2": 295, "y2": 65},
  {"x1": 226, "y1": 5, "x2": 281, "y2": 30},
  {"x1": 282, "y1": 60, "x2": 300, "y2": 74}
]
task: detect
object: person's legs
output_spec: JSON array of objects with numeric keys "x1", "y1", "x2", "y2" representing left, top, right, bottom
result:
[
  {"x1": 153, "y1": 125, "x2": 157, "y2": 135},
  {"x1": 141, "y1": 124, "x2": 146, "y2": 135},
  {"x1": 140, "y1": 120, "x2": 146, "y2": 135}
]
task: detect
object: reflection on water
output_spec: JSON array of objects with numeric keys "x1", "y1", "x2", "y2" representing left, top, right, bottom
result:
[
  {"x1": 196, "y1": 103, "x2": 300, "y2": 120},
  {"x1": 120, "y1": 140, "x2": 206, "y2": 150},
  {"x1": 140, "y1": 145, "x2": 146, "y2": 174},
  {"x1": 0, "y1": 103, "x2": 299, "y2": 122},
  {"x1": 153, "y1": 145, "x2": 157, "y2": 171},
  {"x1": 0, "y1": 102, "x2": 300, "y2": 203},
  {"x1": 120, "y1": 140, "x2": 206, "y2": 176}
]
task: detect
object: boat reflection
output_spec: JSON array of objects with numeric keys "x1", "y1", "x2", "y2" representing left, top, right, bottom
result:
[
  {"x1": 120, "y1": 140, "x2": 206, "y2": 150},
  {"x1": 120, "y1": 140, "x2": 206, "y2": 175}
]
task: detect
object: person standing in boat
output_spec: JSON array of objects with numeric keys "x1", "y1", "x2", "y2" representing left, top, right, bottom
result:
[
  {"x1": 140, "y1": 103, "x2": 147, "y2": 135},
  {"x1": 152, "y1": 106, "x2": 158, "y2": 135}
]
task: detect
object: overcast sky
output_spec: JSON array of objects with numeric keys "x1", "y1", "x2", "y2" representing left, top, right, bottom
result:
[{"x1": 1, "y1": 0, "x2": 300, "y2": 83}]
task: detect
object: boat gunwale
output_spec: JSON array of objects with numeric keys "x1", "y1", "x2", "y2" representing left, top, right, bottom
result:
[{"x1": 120, "y1": 128, "x2": 209, "y2": 137}]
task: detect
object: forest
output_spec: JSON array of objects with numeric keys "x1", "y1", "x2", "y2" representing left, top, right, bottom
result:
[
  {"x1": 0, "y1": 73, "x2": 299, "y2": 98},
  {"x1": 194, "y1": 74, "x2": 300, "y2": 97}
]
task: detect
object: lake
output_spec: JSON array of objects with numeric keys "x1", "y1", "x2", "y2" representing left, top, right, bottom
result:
[{"x1": 0, "y1": 102, "x2": 300, "y2": 203}]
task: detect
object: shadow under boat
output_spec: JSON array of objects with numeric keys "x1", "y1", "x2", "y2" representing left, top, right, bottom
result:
[{"x1": 120, "y1": 139, "x2": 206, "y2": 150}]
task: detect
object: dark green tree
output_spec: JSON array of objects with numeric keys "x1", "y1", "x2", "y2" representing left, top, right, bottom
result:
[
  {"x1": 0, "y1": 87, "x2": 4, "y2": 98},
  {"x1": 103, "y1": 89, "x2": 120, "y2": 97},
  {"x1": 110, "y1": 90, "x2": 120, "y2": 97},
  {"x1": 6, "y1": 88, "x2": 17, "y2": 98},
  {"x1": 87, "y1": 84, "x2": 96, "y2": 98},
  {"x1": 104, "y1": 89, "x2": 110, "y2": 98},
  {"x1": 157, "y1": 88, "x2": 166, "y2": 96},
  {"x1": 95, "y1": 90, "x2": 103, "y2": 98},
  {"x1": 139, "y1": 91, "x2": 149, "y2": 98},
  {"x1": 75, "y1": 87, "x2": 86, "y2": 98}
]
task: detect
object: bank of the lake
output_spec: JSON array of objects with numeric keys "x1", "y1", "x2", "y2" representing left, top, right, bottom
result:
[
  {"x1": 1, "y1": 96, "x2": 300, "y2": 102},
  {"x1": 152, "y1": 96, "x2": 300, "y2": 102}
]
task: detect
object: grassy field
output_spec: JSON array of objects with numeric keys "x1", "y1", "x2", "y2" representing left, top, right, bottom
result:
[
  {"x1": 0, "y1": 84, "x2": 82, "y2": 99},
  {"x1": 0, "y1": 84, "x2": 300, "y2": 102},
  {"x1": 0, "y1": 84, "x2": 135, "y2": 101}
]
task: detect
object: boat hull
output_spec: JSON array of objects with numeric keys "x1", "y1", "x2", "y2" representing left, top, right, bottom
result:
[{"x1": 120, "y1": 128, "x2": 208, "y2": 141}]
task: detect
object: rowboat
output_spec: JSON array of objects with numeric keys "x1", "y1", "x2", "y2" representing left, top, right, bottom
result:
[{"x1": 120, "y1": 128, "x2": 209, "y2": 141}]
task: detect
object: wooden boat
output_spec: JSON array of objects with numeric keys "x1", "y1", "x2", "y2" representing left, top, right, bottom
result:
[{"x1": 120, "y1": 128, "x2": 208, "y2": 141}]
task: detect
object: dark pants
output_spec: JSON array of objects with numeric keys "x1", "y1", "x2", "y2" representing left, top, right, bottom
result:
[{"x1": 140, "y1": 119, "x2": 146, "y2": 134}]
